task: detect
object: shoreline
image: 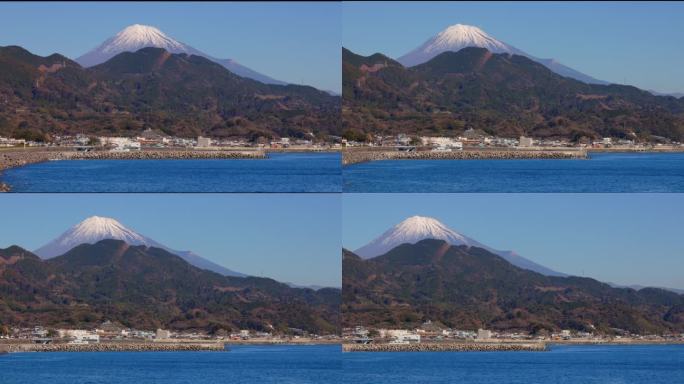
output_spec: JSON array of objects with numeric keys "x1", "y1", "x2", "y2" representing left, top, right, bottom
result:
[
  {"x1": 0, "y1": 148, "x2": 268, "y2": 192},
  {"x1": 0, "y1": 341, "x2": 226, "y2": 353},
  {"x1": 342, "y1": 148, "x2": 588, "y2": 165},
  {"x1": 342, "y1": 342, "x2": 547, "y2": 352}
]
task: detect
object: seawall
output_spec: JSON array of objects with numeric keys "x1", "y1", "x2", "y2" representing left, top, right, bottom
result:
[
  {"x1": 0, "y1": 342, "x2": 226, "y2": 353},
  {"x1": 342, "y1": 342, "x2": 547, "y2": 352},
  {"x1": 342, "y1": 148, "x2": 587, "y2": 165}
]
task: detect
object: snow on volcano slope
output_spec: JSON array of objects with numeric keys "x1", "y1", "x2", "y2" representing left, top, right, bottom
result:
[
  {"x1": 354, "y1": 216, "x2": 565, "y2": 277},
  {"x1": 397, "y1": 24, "x2": 607, "y2": 85},
  {"x1": 76, "y1": 24, "x2": 286, "y2": 85},
  {"x1": 34, "y1": 216, "x2": 245, "y2": 277}
]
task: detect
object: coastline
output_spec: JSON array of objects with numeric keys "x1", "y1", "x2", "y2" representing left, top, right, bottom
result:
[
  {"x1": 342, "y1": 341, "x2": 547, "y2": 352},
  {"x1": 0, "y1": 147, "x2": 268, "y2": 192},
  {"x1": 0, "y1": 341, "x2": 226, "y2": 353},
  {"x1": 342, "y1": 147, "x2": 588, "y2": 166}
]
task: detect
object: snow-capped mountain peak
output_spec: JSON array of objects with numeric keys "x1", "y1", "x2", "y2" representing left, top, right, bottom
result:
[
  {"x1": 354, "y1": 216, "x2": 565, "y2": 277},
  {"x1": 75, "y1": 24, "x2": 287, "y2": 85},
  {"x1": 396, "y1": 23, "x2": 607, "y2": 85},
  {"x1": 101, "y1": 24, "x2": 188, "y2": 54},
  {"x1": 398, "y1": 24, "x2": 519, "y2": 67},
  {"x1": 354, "y1": 216, "x2": 484, "y2": 258},
  {"x1": 33, "y1": 216, "x2": 245, "y2": 277},
  {"x1": 427, "y1": 24, "x2": 513, "y2": 55},
  {"x1": 35, "y1": 216, "x2": 158, "y2": 258}
]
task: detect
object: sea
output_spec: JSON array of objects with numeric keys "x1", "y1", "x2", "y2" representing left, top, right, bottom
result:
[
  {"x1": 2, "y1": 344, "x2": 681, "y2": 383},
  {"x1": 341, "y1": 344, "x2": 684, "y2": 384},
  {"x1": 1, "y1": 152, "x2": 341, "y2": 193},
  {"x1": 0, "y1": 344, "x2": 341, "y2": 384},
  {"x1": 343, "y1": 152, "x2": 684, "y2": 192}
]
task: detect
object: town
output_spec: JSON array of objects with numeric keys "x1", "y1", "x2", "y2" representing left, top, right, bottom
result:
[
  {"x1": 0, "y1": 129, "x2": 339, "y2": 151},
  {"x1": 343, "y1": 321, "x2": 684, "y2": 346},
  {"x1": 340, "y1": 129, "x2": 684, "y2": 151},
  {"x1": 0, "y1": 321, "x2": 339, "y2": 349}
]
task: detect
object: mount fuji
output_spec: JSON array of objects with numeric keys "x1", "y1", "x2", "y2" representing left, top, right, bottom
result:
[
  {"x1": 397, "y1": 24, "x2": 608, "y2": 85},
  {"x1": 76, "y1": 24, "x2": 286, "y2": 85},
  {"x1": 354, "y1": 215, "x2": 566, "y2": 277},
  {"x1": 34, "y1": 216, "x2": 245, "y2": 277}
]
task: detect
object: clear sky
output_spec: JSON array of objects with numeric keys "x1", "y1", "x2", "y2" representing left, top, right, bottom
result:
[
  {"x1": 0, "y1": 194, "x2": 341, "y2": 288},
  {"x1": 0, "y1": 1, "x2": 341, "y2": 93},
  {"x1": 343, "y1": 1, "x2": 684, "y2": 94},
  {"x1": 343, "y1": 194, "x2": 684, "y2": 290}
]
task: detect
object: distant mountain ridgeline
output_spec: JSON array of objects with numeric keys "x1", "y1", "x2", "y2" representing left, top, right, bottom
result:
[
  {"x1": 342, "y1": 47, "x2": 684, "y2": 142},
  {"x1": 0, "y1": 240, "x2": 340, "y2": 334},
  {"x1": 0, "y1": 45, "x2": 340, "y2": 141},
  {"x1": 342, "y1": 240, "x2": 684, "y2": 335}
]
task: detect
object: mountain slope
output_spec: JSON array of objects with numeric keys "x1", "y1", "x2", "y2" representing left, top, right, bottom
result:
[
  {"x1": 0, "y1": 241, "x2": 340, "y2": 333},
  {"x1": 342, "y1": 241, "x2": 684, "y2": 334},
  {"x1": 354, "y1": 216, "x2": 564, "y2": 276},
  {"x1": 34, "y1": 216, "x2": 244, "y2": 277},
  {"x1": 76, "y1": 24, "x2": 286, "y2": 85},
  {"x1": 397, "y1": 24, "x2": 607, "y2": 85},
  {"x1": 342, "y1": 46, "x2": 684, "y2": 141},
  {"x1": 0, "y1": 45, "x2": 340, "y2": 140}
]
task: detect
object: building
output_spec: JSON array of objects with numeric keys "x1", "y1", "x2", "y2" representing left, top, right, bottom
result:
[
  {"x1": 197, "y1": 136, "x2": 212, "y2": 147},
  {"x1": 519, "y1": 136, "x2": 534, "y2": 147},
  {"x1": 477, "y1": 329, "x2": 492, "y2": 340},
  {"x1": 156, "y1": 329, "x2": 171, "y2": 339}
]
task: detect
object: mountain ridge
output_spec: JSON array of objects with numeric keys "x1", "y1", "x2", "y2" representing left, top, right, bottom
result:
[
  {"x1": 342, "y1": 240, "x2": 684, "y2": 334},
  {"x1": 0, "y1": 241, "x2": 340, "y2": 333},
  {"x1": 342, "y1": 46, "x2": 684, "y2": 141},
  {"x1": 0, "y1": 45, "x2": 340, "y2": 140}
]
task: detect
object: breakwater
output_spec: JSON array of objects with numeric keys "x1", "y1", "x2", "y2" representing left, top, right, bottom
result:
[
  {"x1": 342, "y1": 148, "x2": 587, "y2": 165},
  {"x1": 342, "y1": 342, "x2": 547, "y2": 352},
  {"x1": 1, "y1": 342, "x2": 226, "y2": 353}
]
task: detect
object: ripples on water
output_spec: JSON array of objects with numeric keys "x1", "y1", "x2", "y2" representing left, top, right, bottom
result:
[
  {"x1": 2, "y1": 153, "x2": 342, "y2": 192},
  {"x1": 343, "y1": 153, "x2": 684, "y2": 192}
]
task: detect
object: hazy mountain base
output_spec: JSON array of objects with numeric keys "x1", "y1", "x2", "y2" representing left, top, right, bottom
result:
[
  {"x1": 0, "y1": 46, "x2": 340, "y2": 141},
  {"x1": 342, "y1": 47, "x2": 684, "y2": 142},
  {"x1": 342, "y1": 240, "x2": 684, "y2": 335},
  {"x1": 0, "y1": 241, "x2": 340, "y2": 334}
]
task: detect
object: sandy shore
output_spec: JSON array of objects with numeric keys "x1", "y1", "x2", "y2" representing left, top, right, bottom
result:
[
  {"x1": 342, "y1": 342, "x2": 547, "y2": 352},
  {"x1": 342, "y1": 147, "x2": 587, "y2": 165},
  {"x1": 0, "y1": 148, "x2": 266, "y2": 191},
  {"x1": 0, "y1": 341, "x2": 226, "y2": 353}
]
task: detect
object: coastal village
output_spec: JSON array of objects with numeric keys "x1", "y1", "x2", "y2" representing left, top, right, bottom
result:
[
  {"x1": 343, "y1": 322, "x2": 684, "y2": 347},
  {"x1": 0, "y1": 321, "x2": 340, "y2": 352}
]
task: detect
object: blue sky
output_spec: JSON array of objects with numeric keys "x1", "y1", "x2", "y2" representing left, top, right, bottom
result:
[
  {"x1": 0, "y1": 194, "x2": 341, "y2": 287},
  {"x1": 343, "y1": 1, "x2": 684, "y2": 94},
  {"x1": 343, "y1": 194, "x2": 684, "y2": 290},
  {"x1": 0, "y1": 2, "x2": 341, "y2": 93}
]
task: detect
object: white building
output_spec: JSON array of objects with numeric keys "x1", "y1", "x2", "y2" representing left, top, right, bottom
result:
[
  {"x1": 197, "y1": 136, "x2": 212, "y2": 147},
  {"x1": 100, "y1": 137, "x2": 141, "y2": 151},
  {"x1": 519, "y1": 136, "x2": 534, "y2": 147},
  {"x1": 58, "y1": 329, "x2": 100, "y2": 343},
  {"x1": 477, "y1": 329, "x2": 492, "y2": 340},
  {"x1": 156, "y1": 329, "x2": 171, "y2": 339}
]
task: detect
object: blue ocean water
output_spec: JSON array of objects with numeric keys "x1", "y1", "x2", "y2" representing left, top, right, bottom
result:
[
  {"x1": 341, "y1": 344, "x2": 684, "y2": 384},
  {"x1": 343, "y1": 152, "x2": 684, "y2": 192},
  {"x1": 0, "y1": 344, "x2": 341, "y2": 384},
  {"x1": 1, "y1": 152, "x2": 341, "y2": 192}
]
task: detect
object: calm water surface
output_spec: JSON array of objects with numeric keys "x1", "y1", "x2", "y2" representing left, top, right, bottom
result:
[
  {"x1": 342, "y1": 344, "x2": 684, "y2": 384},
  {"x1": 0, "y1": 344, "x2": 341, "y2": 384},
  {"x1": 2, "y1": 152, "x2": 341, "y2": 192},
  {"x1": 343, "y1": 152, "x2": 684, "y2": 192}
]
